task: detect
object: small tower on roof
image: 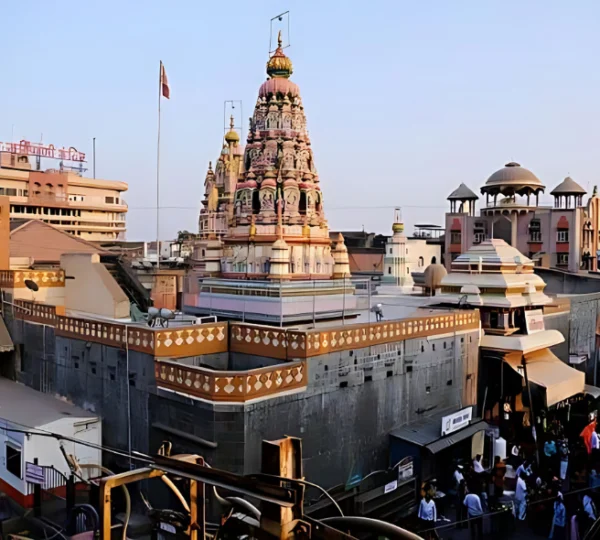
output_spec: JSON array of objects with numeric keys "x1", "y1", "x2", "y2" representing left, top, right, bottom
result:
[
  {"x1": 332, "y1": 233, "x2": 351, "y2": 279},
  {"x1": 447, "y1": 183, "x2": 478, "y2": 216},
  {"x1": 551, "y1": 176, "x2": 586, "y2": 209}
]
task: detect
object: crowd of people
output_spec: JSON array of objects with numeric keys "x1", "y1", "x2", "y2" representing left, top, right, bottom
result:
[{"x1": 416, "y1": 418, "x2": 600, "y2": 539}]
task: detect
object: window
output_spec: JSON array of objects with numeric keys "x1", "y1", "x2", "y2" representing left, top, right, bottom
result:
[
  {"x1": 0, "y1": 188, "x2": 4, "y2": 195},
  {"x1": 450, "y1": 231, "x2": 461, "y2": 244},
  {"x1": 6, "y1": 444, "x2": 22, "y2": 479},
  {"x1": 557, "y1": 253, "x2": 569, "y2": 266},
  {"x1": 105, "y1": 196, "x2": 115, "y2": 204},
  {"x1": 557, "y1": 230, "x2": 569, "y2": 243},
  {"x1": 388, "y1": 267, "x2": 391, "y2": 274},
  {"x1": 418, "y1": 256, "x2": 424, "y2": 267},
  {"x1": 406, "y1": 267, "x2": 410, "y2": 275},
  {"x1": 389, "y1": 248, "x2": 392, "y2": 254},
  {"x1": 5, "y1": 188, "x2": 16, "y2": 196},
  {"x1": 474, "y1": 232, "x2": 485, "y2": 244}
]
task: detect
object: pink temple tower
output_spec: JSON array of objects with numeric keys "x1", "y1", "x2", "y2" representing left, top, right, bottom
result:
[
  {"x1": 190, "y1": 32, "x2": 355, "y2": 323},
  {"x1": 219, "y1": 31, "x2": 335, "y2": 279}
]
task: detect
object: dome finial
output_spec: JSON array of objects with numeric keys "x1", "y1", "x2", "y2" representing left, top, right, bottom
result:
[
  {"x1": 266, "y1": 31, "x2": 293, "y2": 79},
  {"x1": 229, "y1": 115, "x2": 235, "y2": 130}
]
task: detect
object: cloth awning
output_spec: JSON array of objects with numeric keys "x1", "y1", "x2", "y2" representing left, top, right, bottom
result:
[
  {"x1": 504, "y1": 349, "x2": 585, "y2": 407},
  {"x1": 585, "y1": 385, "x2": 600, "y2": 399},
  {"x1": 0, "y1": 316, "x2": 13, "y2": 353},
  {"x1": 390, "y1": 410, "x2": 490, "y2": 455}
]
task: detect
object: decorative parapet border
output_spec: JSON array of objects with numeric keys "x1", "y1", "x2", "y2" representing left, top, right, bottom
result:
[{"x1": 154, "y1": 359, "x2": 306, "y2": 402}]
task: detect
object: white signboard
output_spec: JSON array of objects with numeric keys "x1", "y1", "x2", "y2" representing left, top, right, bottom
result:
[
  {"x1": 25, "y1": 462, "x2": 44, "y2": 485},
  {"x1": 441, "y1": 407, "x2": 472, "y2": 436},
  {"x1": 525, "y1": 309, "x2": 545, "y2": 335},
  {"x1": 384, "y1": 480, "x2": 398, "y2": 494},
  {"x1": 397, "y1": 457, "x2": 414, "y2": 480}
]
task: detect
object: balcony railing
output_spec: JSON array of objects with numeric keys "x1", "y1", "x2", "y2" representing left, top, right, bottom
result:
[{"x1": 154, "y1": 359, "x2": 307, "y2": 402}]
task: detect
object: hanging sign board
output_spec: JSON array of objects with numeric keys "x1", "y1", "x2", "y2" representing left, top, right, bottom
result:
[
  {"x1": 525, "y1": 309, "x2": 545, "y2": 335},
  {"x1": 384, "y1": 480, "x2": 398, "y2": 494},
  {"x1": 441, "y1": 407, "x2": 472, "y2": 436}
]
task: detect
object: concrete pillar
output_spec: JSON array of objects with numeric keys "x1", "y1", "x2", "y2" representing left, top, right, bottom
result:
[{"x1": 511, "y1": 213, "x2": 518, "y2": 247}]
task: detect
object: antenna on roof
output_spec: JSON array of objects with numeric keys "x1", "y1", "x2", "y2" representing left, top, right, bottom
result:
[
  {"x1": 224, "y1": 100, "x2": 243, "y2": 142},
  {"x1": 269, "y1": 11, "x2": 290, "y2": 55}
]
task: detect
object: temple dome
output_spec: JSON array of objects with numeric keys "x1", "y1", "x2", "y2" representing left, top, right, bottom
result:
[
  {"x1": 266, "y1": 31, "x2": 293, "y2": 79},
  {"x1": 551, "y1": 176, "x2": 586, "y2": 196},
  {"x1": 481, "y1": 162, "x2": 545, "y2": 196},
  {"x1": 423, "y1": 263, "x2": 447, "y2": 290}
]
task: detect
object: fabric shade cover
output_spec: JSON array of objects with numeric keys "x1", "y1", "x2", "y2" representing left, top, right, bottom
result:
[{"x1": 505, "y1": 349, "x2": 585, "y2": 407}]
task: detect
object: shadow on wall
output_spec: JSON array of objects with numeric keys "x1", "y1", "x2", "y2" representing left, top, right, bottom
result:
[{"x1": 535, "y1": 267, "x2": 600, "y2": 295}]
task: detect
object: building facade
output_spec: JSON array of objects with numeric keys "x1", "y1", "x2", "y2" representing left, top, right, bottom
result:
[
  {"x1": 444, "y1": 162, "x2": 600, "y2": 273},
  {"x1": 0, "y1": 150, "x2": 127, "y2": 241}
]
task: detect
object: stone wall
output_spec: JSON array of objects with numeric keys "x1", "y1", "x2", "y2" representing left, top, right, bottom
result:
[{"x1": 241, "y1": 329, "x2": 480, "y2": 488}]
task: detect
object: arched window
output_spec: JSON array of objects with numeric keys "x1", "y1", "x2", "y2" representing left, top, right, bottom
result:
[
  {"x1": 418, "y1": 256, "x2": 424, "y2": 267},
  {"x1": 431, "y1": 256, "x2": 437, "y2": 264},
  {"x1": 299, "y1": 192, "x2": 307, "y2": 215}
]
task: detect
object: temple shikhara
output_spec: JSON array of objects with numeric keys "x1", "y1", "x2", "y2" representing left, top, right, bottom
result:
[{"x1": 191, "y1": 32, "x2": 354, "y2": 323}]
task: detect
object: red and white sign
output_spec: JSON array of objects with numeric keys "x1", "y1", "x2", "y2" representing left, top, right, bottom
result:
[
  {"x1": 0, "y1": 140, "x2": 85, "y2": 162},
  {"x1": 525, "y1": 309, "x2": 545, "y2": 335}
]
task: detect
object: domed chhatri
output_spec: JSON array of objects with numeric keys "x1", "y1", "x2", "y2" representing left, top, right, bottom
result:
[
  {"x1": 266, "y1": 31, "x2": 293, "y2": 79},
  {"x1": 481, "y1": 162, "x2": 545, "y2": 197}
]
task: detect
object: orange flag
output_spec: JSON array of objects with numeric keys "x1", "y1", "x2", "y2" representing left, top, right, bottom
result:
[{"x1": 160, "y1": 62, "x2": 170, "y2": 99}]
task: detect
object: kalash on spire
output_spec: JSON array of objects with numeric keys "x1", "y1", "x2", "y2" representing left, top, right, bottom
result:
[{"x1": 196, "y1": 30, "x2": 349, "y2": 281}]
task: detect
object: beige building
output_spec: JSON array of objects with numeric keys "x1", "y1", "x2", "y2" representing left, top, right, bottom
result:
[{"x1": 0, "y1": 151, "x2": 127, "y2": 241}]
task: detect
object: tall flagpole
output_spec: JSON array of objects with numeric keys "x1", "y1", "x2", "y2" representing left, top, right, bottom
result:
[{"x1": 156, "y1": 61, "x2": 162, "y2": 271}]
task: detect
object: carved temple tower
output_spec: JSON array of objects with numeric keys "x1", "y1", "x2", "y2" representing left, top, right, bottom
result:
[
  {"x1": 220, "y1": 31, "x2": 333, "y2": 279},
  {"x1": 189, "y1": 32, "x2": 356, "y2": 323}
]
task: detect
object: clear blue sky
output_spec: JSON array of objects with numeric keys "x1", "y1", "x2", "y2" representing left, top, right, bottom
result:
[{"x1": 2, "y1": 1, "x2": 599, "y2": 240}]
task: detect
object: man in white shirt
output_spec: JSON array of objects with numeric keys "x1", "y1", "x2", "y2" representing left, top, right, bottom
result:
[
  {"x1": 464, "y1": 492, "x2": 484, "y2": 539},
  {"x1": 516, "y1": 459, "x2": 532, "y2": 478},
  {"x1": 473, "y1": 454, "x2": 484, "y2": 474},
  {"x1": 418, "y1": 492, "x2": 437, "y2": 538},
  {"x1": 453, "y1": 465, "x2": 465, "y2": 488},
  {"x1": 515, "y1": 472, "x2": 528, "y2": 521}
]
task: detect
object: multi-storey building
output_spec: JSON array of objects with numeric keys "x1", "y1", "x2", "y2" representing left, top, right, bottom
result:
[
  {"x1": 0, "y1": 147, "x2": 127, "y2": 241},
  {"x1": 444, "y1": 161, "x2": 600, "y2": 273}
]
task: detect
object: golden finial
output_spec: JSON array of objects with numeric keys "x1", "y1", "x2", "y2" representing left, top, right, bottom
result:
[
  {"x1": 229, "y1": 115, "x2": 235, "y2": 130},
  {"x1": 208, "y1": 161, "x2": 212, "y2": 171},
  {"x1": 224, "y1": 115, "x2": 240, "y2": 144},
  {"x1": 267, "y1": 30, "x2": 293, "y2": 79}
]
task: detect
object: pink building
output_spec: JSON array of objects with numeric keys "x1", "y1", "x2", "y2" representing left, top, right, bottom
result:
[{"x1": 444, "y1": 162, "x2": 600, "y2": 273}]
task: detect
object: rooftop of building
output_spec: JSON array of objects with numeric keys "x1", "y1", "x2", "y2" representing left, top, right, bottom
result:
[
  {"x1": 550, "y1": 176, "x2": 587, "y2": 195},
  {"x1": 0, "y1": 377, "x2": 98, "y2": 428},
  {"x1": 481, "y1": 162, "x2": 545, "y2": 195}
]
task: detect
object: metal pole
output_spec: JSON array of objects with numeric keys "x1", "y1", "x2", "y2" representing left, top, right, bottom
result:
[
  {"x1": 522, "y1": 357, "x2": 540, "y2": 465},
  {"x1": 125, "y1": 325, "x2": 132, "y2": 469},
  {"x1": 368, "y1": 278, "x2": 371, "y2": 324},
  {"x1": 279, "y1": 279, "x2": 283, "y2": 327},
  {"x1": 156, "y1": 61, "x2": 162, "y2": 271},
  {"x1": 342, "y1": 274, "x2": 346, "y2": 325}
]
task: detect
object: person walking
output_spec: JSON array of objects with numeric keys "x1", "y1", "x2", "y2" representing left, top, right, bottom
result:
[
  {"x1": 515, "y1": 471, "x2": 528, "y2": 521},
  {"x1": 558, "y1": 437, "x2": 569, "y2": 482},
  {"x1": 549, "y1": 494, "x2": 567, "y2": 539},
  {"x1": 418, "y1": 490, "x2": 437, "y2": 540},
  {"x1": 463, "y1": 490, "x2": 484, "y2": 540},
  {"x1": 473, "y1": 454, "x2": 484, "y2": 474}
]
